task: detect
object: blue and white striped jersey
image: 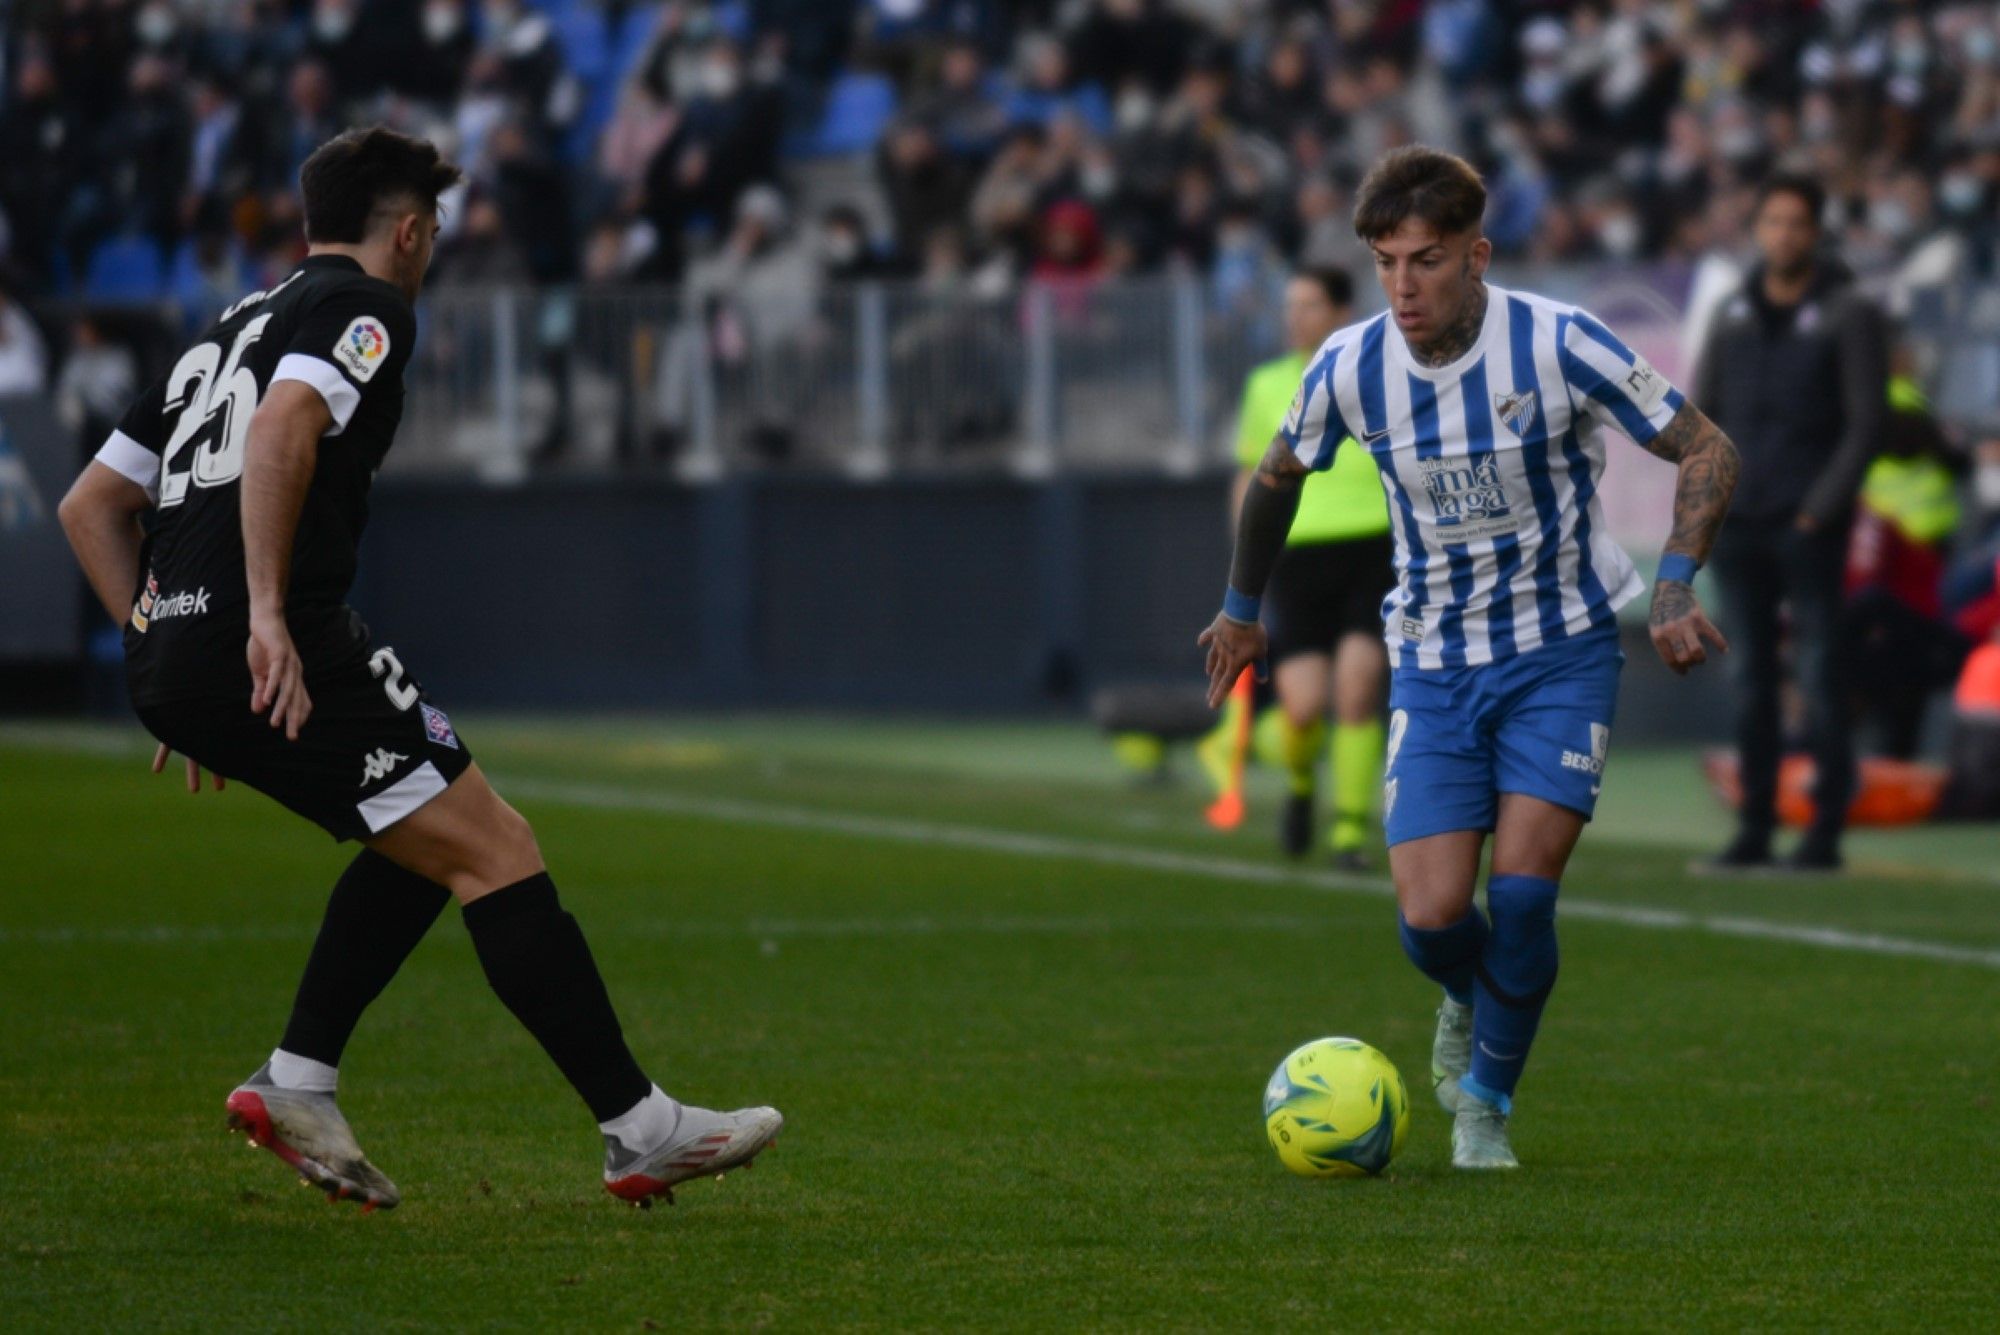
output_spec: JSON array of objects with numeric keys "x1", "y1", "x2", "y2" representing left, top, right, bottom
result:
[{"x1": 1278, "y1": 283, "x2": 1685, "y2": 670}]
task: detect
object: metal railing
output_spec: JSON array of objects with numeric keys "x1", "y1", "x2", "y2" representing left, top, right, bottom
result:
[
  {"x1": 393, "y1": 270, "x2": 1309, "y2": 480},
  {"x1": 141, "y1": 266, "x2": 2000, "y2": 481}
]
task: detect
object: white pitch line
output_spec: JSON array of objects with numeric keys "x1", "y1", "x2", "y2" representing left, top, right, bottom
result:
[
  {"x1": 0, "y1": 912, "x2": 1333, "y2": 949},
  {"x1": 497, "y1": 775, "x2": 2000, "y2": 973}
]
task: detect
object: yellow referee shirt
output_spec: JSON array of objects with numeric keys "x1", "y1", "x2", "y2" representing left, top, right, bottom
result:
[{"x1": 1234, "y1": 351, "x2": 1390, "y2": 545}]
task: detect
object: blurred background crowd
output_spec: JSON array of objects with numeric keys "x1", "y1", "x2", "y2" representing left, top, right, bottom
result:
[
  {"x1": 1, "y1": 0, "x2": 1997, "y2": 323},
  {"x1": 1, "y1": 0, "x2": 1996, "y2": 803}
]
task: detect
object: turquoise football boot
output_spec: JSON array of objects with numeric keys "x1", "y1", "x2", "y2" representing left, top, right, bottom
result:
[
  {"x1": 1451, "y1": 1084, "x2": 1520, "y2": 1170},
  {"x1": 1431, "y1": 995, "x2": 1472, "y2": 1113}
]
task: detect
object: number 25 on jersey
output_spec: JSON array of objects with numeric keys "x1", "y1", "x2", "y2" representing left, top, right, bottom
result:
[{"x1": 157, "y1": 314, "x2": 273, "y2": 509}]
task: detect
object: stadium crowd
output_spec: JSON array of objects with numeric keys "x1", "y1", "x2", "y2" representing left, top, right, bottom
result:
[{"x1": 0, "y1": 0, "x2": 1997, "y2": 324}]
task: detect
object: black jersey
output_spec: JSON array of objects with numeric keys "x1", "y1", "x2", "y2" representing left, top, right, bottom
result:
[{"x1": 96, "y1": 255, "x2": 415, "y2": 699}]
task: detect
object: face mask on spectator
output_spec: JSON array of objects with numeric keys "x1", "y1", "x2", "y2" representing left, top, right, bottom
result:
[
  {"x1": 1869, "y1": 199, "x2": 1914, "y2": 242},
  {"x1": 424, "y1": 4, "x2": 463, "y2": 43},
  {"x1": 315, "y1": 8, "x2": 355, "y2": 42},
  {"x1": 1716, "y1": 123, "x2": 1762, "y2": 161},
  {"x1": 1976, "y1": 463, "x2": 2000, "y2": 511},
  {"x1": 1599, "y1": 213, "x2": 1641, "y2": 259},
  {"x1": 136, "y1": 3, "x2": 178, "y2": 44},
  {"x1": 1940, "y1": 174, "x2": 1984, "y2": 217},
  {"x1": 702, "y1": 60, "x2": 741, "y2": 99}
]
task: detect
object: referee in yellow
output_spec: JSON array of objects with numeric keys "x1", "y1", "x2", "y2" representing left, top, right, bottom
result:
[{"x1": 1230, "y1": 267, "x2": 1394, "y2": 868}]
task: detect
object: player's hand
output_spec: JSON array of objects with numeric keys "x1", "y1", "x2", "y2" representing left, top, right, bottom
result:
[
  {"x1": 248, "y1": 612, "x2": 312, "y2": 741},
  {"x1": 152, "y1": 742, "x2": 224, "y2": 793},
  {"x1": 1647, "y1": 578, "x2": 1728, "y2": 677},
  {"x1": 1197, "y1": 613, "x2": 1269, "y2": 708}
]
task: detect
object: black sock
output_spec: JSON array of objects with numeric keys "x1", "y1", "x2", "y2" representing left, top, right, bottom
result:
[
  {"x1": 278, "y1": 849, "x2": 452, "y2": 1067},
  {"x1": 462, "y1": 873, "x2": 651, "y2": 1122}
]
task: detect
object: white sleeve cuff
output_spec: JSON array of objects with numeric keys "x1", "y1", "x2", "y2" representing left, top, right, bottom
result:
[
  {"x1": 270, "y1": 353, "x2": 361, "y2": 436},
  {"x1": 94, "y1": 429, "x2": 161, "y2": 503}
]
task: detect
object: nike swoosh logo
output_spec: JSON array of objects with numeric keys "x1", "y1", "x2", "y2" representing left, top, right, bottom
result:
[
  {"x1": 1478, "y1": 1042, "x2": 1520, "y2": 1061},
  {"x1": 1359, "y1": 426, "x2": 1394, "y2": 446},
  {"x1": 1590, "y1": 784, "x2": 1602, "y2": 797}
]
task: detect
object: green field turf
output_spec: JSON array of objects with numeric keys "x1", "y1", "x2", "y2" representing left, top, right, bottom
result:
[{"x1": 3, "y1": 717, "x2": 1997, "y2": 1331}]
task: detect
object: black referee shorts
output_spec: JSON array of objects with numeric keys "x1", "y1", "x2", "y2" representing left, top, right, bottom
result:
[
  {"x1": 1264, "y1": 535, "x2": 1396, "y2": 666},
  {"x1": 128, "y1": 608, "x2": 474, "y2": 843}
]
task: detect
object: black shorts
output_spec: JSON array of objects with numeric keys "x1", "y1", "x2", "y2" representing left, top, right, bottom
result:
[
  {"x1": 1264, "y1": 535, "x2": 1396, "y2": 665},
  {"x1": 128, "y1": 608, "x2": 473, "y2": 842}
]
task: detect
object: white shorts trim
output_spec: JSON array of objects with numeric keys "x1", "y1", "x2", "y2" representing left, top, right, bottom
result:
[
  {"x1": 357, "y1": 760, "x2": 448, "y2": 834},
  {"x1": 270, "y1": 353, "x2": 361, "y2": 436},
  {"x1": 93, "y1": 430, "x2": 161, "y2": 503}
]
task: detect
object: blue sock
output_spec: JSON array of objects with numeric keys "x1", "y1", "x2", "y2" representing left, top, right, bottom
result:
[
  {"x1": 1469, "y1": 874, "x2": 1560, "y2": 1101},
  {"x1": 1397, "y1": 908, "x2": 1490, "y2": 1006}
]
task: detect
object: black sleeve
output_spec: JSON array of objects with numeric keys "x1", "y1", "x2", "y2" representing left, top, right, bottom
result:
[
  {"x1": 108, "y1": 372, "x2": 172, "y2": 454},
  {"x1": 90, "y1": 371, "x2": 173, "y2": 499},
  {"x1": 268, "y1": 282, "x2": 417, "y2": 436},
  {"x1": 1227, "y1": 471, "x2": 1304, "y2": 611}
]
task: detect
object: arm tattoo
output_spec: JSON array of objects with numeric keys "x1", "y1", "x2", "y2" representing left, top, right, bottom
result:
[
  {"x1": 1644, "y1": 400, "x2": 1739, "y2": 572},
  {"x1": 1227, "y1": 438, "x2": 1307, "y2": 607}
]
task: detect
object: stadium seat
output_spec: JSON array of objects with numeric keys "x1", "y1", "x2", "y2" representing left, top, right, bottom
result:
[
  {"x1": 788, "y1": 71, "x2": 898, "y2": 159},
  {"x1": 84, "y1": 235, "x2": 168, "y2": 303}
]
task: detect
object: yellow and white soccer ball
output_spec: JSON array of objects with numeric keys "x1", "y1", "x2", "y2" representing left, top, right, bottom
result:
[{"x1": 1262, "y1": 1037, "x2": 1409, "y2": 1177}]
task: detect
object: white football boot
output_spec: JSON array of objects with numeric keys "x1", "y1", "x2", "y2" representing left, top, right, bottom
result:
[
  {"x1": 224, "y1": 1064, "x2": 400, "y2": 1211},
  {"x1": 603, "y1": 1103, "x2": 784, "y2": 1208},
  {"x1": 1450, "y1": 1085, "x2": 1520, "y2": 1171},
  {"x1": 1431, "y1": 995, "x2": 1472, "y2": 1113}
]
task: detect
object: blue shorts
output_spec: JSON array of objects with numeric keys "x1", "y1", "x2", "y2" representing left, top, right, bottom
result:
[{"x1": 1383, "y1": 624, "x2": 1625, "y2": 847}]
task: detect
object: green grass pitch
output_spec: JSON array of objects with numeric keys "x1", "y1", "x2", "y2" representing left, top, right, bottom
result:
[{"x1": 3, "y1": 717, "x2": 1997, "y2": 1330}]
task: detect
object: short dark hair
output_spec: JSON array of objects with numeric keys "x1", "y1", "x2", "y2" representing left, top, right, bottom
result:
[
  {"x1": 1294, "y1": 266, "x2": 1353, "y2": 309},
  {"x1": 1352, "y1": 146, "x2": 1486, "y2": 242},
  {"x1": 1755, "y1": 170, "x2": 1825, "y2": 227},
  {"x1": 300, "y1": 127, "x2": 463, "y2": 245}
]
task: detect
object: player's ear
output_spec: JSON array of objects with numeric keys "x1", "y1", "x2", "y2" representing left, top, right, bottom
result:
[{"x1": 1468, "y1": 233, "x2": 1492, "y2": 279}]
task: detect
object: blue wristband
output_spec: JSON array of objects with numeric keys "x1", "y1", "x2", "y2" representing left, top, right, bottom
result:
[
  {"x1": 1222, "y1": 586, "x2": 1262, "y2": 624},
  {"x1": 1657, "y1": 553, "x2": 1699, "y2": 586}
]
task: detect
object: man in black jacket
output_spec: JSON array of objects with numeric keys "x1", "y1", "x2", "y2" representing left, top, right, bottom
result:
[{"x1": 1693, "y1": 172, "x2": 1889, "y2": 871}]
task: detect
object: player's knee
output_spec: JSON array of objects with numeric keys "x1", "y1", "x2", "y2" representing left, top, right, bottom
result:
[
  {"x1": 1398, "y1": 894, "x2": 1468, "y2": 931},
  {"x1": 424, "y1": 792, "x2": 544, "y2": 904},
  {"x1": 493, "y1": 799, "x2": 542, "y2": 870}
]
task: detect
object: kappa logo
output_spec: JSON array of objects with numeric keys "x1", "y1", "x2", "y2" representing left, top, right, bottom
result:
[
  {"x1": 359, "y1": 748, "x2": 408, "y2": 786},
  {"x1": 333, "y1": 316, "x2": 391, "y2": 383},
  {"x1": 1494, "y1": 389, "x2": 1537, "y2": 438}
]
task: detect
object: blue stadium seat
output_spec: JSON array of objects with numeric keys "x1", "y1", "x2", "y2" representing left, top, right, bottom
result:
[
  {"x1": 84, "y1": 235, "x2": 168, "y2": 302},
  {"x1": 789, "y1": 71, "x2": 898, "y2": 159}
]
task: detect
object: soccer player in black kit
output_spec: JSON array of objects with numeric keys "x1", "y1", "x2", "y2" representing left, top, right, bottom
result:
[{"x1": 58, "y1": 128, "x2": 779, "y2": 1212}]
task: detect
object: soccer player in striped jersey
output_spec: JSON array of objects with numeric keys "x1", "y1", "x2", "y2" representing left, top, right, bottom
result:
[{"x1": 1200, "y1": 147, "x2": 1740, "y2": 1169}]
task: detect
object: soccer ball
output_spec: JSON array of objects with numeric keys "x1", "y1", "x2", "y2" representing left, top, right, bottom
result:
[{"x1": 1262, "y1": 1037, "x2": 1409, "y2": 1177}]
